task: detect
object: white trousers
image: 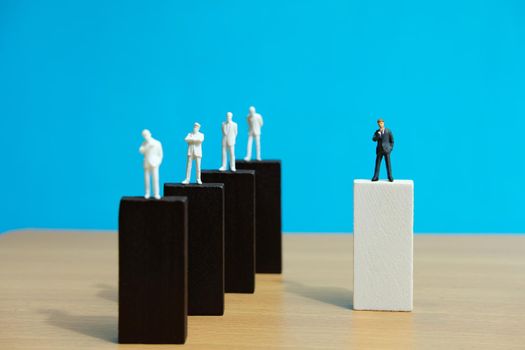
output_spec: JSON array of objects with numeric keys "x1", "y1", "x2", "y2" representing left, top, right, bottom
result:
[
  {"x1": 185, "y1": 156, "x2": 202, "y2": 182},
  {"x1": 246, "y1": 135, "x2": 261, "y2": 160},
  {"x1": 221, "y1": 144, "x2": 236, "y2": 170},
  {"x1": 144, "y1": 166, "x2": 159, "y2": 198}
]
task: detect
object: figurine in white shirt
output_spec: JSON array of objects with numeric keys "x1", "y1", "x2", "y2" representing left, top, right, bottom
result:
[
  {"x1": 244, "y1": 106, "x2": 264, "y2": 161},
  {"x1": 139, "y1": 129, "x2": 163, "y2": 199},
  {"x1": 219, "y1": 112, "x2": 238, "y2": 171},
  {"x1": 182, "y1": 122, "x2": 205, "y2": 185}
]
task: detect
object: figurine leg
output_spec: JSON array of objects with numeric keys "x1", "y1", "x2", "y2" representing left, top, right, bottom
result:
[
  {"x1": 219, "y1": 144, "x2": 227, "y2": 171},
  {"x1": 196, "y1": 157, "x2": 202, "y2": 184},
  {"x1": 152, "y1": 166, "x2": 160, "y2": 199},
  {"x1": 372, "y1": 153, "x2": 382, "y2": 181},
  {"x1": 255, "y1": 135, "x2": 261, "y2": 161},
  {"x1": 182, "y1": 156, "x2": 192, "y2": 184},
  {"x1": 229, "y1": 146, "x2": 236, "y2": 171},
  {"x1": 245, "y1": 135, "x2": 253, "y2": 161},
  {"x1": 385, "y1": 153, "x2": 394, "y2": 182},
  {"x1": 144, "y1": 168, "x2": 151, "y2": 198}
]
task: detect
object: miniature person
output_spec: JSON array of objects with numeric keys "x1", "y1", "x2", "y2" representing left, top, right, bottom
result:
[
  {"x1": 371, "y1": 118, "x2": 394, "y2": 182},
  {"x1": 182, "y1": 122, "x2": 204, "y2": 184},
  {"x1": 219, "y1": 112, "x2": 238, "y2": 171},
  {"x1": 244, "y1": 106, "x2": 264, "y2": 161},
  {"x1": 139, "y1": 129, "x2": 163, "y2": 199}
]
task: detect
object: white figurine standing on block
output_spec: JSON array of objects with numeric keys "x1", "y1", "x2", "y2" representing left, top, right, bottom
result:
[
  {"x1": 244, "y1": 106, "x2": 263, "y2": 161},
  {"x1": 139, "y1": 129, "x2": 163, "y2": 199},
  {"x1": 182, "y1": 122, "x2": 204, "y2": 185},
  {"x1": 219, "y1": 112, "x2": 238, "y2": 172}
]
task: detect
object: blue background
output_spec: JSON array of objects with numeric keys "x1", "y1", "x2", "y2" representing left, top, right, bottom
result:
[{"x1": 1, "y1": 0, "x2": 524, "y2": 233}]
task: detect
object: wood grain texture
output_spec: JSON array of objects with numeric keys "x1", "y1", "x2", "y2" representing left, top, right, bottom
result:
[{"x1": 1, "y1": 231, "x2": 524, "y2": 349}]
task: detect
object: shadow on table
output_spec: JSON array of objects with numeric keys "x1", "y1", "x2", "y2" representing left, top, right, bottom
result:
[
  {"x1": 95, "y1": 283, "x2": 118, "y2": 303},
  {"x1": 285, "y1": 280, "x2": 353, "y2": 309},
  {"x1": 39, "y1": 309, "x2": 117, "y2": 343}
]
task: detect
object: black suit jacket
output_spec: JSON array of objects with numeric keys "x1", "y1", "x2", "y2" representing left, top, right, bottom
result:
[{"x1": 372, "y1": 128, "x2": 394, "y2": 154}]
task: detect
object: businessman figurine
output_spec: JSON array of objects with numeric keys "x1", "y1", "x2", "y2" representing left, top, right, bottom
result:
[
  {"x1": 244, "y1": 106, "x2": 264, "y2": 161},
  {"x1": 139, "y1": 129, "x2": 163, "y2": 199},
  {"x1": 371, "y1": 118, "x2": 394, "y2": 182},
  {"x1": 219, "y1": 112, "x2": 238, "y2": 171},
  {"x1": 182, "y1": 122, "x2": 204, "y2": 185}
]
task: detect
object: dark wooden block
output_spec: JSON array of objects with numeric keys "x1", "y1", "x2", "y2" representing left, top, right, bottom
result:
[
  {"x1": 119, "y1": 196, "x2": 188, "y2": 344},
  {"x1": 201, "y1": 170, "x2": 256, "y2": 293},
  {"x1": 235, "y1": 160, "x2": 282, "y2": 273},
  {"x1": 163, "y1": 183, "x2": 225, "y2": 315}
]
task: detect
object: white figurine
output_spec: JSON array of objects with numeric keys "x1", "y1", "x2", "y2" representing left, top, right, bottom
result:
[
  {"x1": 219, "y1": 112, "x2": 238, "y2": 172},
  {"x1": 244, "y1": 106, "x2": 264, "y2": 161},
  {"x1": 182, "y1": 122, "x2": 205, "y2": 185},
  {"x1": 139, "y1": 129, "x2": 163, "y2": 199}
]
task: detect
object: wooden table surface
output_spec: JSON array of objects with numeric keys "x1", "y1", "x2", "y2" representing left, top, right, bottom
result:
[{"x1": 0, "y1": 231, "x2": 524, "y2": 349}]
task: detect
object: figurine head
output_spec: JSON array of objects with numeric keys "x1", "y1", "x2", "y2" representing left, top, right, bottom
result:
[
  {"x1": 377, "y1": 118, "x2": 385, "y2": 129},
  {"x1": 249, "y1": 106, "x2": 256, "y2": 115},
  {"x1": 226, "y1": 112, "x2": 233, "y2": 122},
  {"x1": 193, "y1": 122, "x2": 201, "y2": 133},
  {"x1": 142, "y1": 129, "x2": 152, "y2": 140}
]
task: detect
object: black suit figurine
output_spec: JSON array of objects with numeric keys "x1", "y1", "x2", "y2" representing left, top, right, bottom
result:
[{"x1": 371, "y1": 119, "x2": 394, "y2": 182}]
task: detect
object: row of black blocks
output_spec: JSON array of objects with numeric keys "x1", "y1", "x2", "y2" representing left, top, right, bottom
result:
[{"x1": 118, "y1": 160, "x2": 281, "y2": 344}]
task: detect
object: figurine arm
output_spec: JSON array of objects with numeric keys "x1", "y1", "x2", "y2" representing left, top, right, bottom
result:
[
  {"x1": 389, "y1": 131, "x2": 394, "y2": 148},
  {"x1": 158, "y1": 143, "x2": 164, "y2": 160},
  {"x1": 139, "y1": 142, "x2": 146, "y2": 154},
  {"x1": 259, "y1": 115, "x2": 264, "y2": 127},
  {"x1": 184, "y1": 133, "x2": 193, "y2": 143},
  {"x1": 372, "y1": 131, "x2": 380, "y2": 141}
]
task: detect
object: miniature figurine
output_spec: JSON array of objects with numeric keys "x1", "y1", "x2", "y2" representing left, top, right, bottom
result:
[
  {"x1": 371, "y1": 118, "x2": 394, "y2": 182},
  {"x1": 182, "y1": 122, "x2": 204, "y2": 185},
  {"x1": 244, "y1": 106, "x2": 264, "y2": 161},
  {"x1": 219, "y1": 112, "x2": 238, "y2": 171},
  {"x1": 139, "y1": 129, "x2": 163, "y2": 199}
]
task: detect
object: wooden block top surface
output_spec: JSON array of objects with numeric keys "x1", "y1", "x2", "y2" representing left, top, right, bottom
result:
[
  {"x1": 120, "y1": 196, "x2": 188, "y2": 203},
  {"x1": 236, "y1": 160, "x2": 281, "y2": 165},
  {"x1": 164, "y1": 183, "x2": 224, "y2": 189},
  {"x1": 201, "y1": 170, "x2": 255, "y2": 175},
  {"x1": 354, "y1": 179, "x2": 413, "y2": 186}
]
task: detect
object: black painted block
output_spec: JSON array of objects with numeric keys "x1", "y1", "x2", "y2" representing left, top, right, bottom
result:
[
  {"x1": 201, "y1": 170, "x2": 256, "y2": 293},
  {"x1": 236, "y1": 160, "x2": 282, "y2": 273},
  {"x1": 119, "y1": 196, "x2": 188, "y2": 344},
  {"x1": 163, "y1": 183, "x2": 225, "y2": 315}
]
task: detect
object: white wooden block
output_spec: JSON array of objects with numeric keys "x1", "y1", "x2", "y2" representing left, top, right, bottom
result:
[{"x1": 353, "y1": 179, "x2": 414, "y2": 311}]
